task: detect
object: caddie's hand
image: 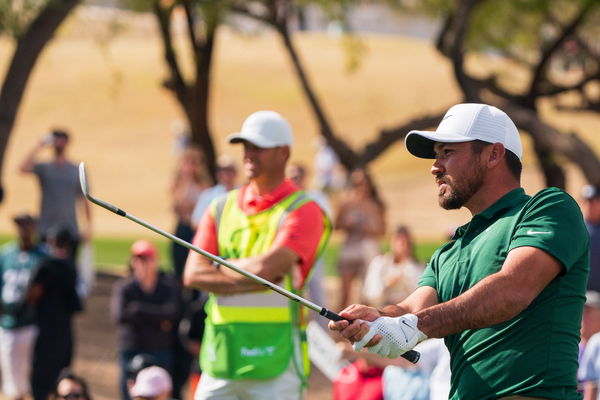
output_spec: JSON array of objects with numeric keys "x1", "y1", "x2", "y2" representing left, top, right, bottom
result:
[
  {"x1": 328, "y1": 304, "x2": 381, "y2": 345},
  {"x1": 353, "y1": 314, "x2": 427, "y2": 359}
]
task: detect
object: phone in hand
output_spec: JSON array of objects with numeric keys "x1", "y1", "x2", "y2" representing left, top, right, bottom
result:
[{"x1": 42, "y1": 133, "x2": 54, "y2": 145}]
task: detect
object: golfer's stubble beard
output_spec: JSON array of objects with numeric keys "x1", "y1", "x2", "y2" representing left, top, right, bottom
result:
[{"x1": 437, "y1": 164, "x2": 485, "y2": 210}]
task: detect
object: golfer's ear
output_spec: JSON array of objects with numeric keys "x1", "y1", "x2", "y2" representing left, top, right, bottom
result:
[{"x1": 487, "y1": 143, "x2": 506, "y2": 168}]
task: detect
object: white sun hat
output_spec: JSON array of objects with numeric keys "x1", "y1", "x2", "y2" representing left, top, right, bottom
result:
[
  {"x1": 129, "y1": 366, "x2": 172, "y2": 398},
  {"x1": 405, "y1": 103, "x2": 523, "y2": 160},
  {"x1": 228, "y1": 110, "x2": 293, "y2": 149}
]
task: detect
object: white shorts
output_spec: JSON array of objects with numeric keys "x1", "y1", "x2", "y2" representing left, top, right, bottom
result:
[
  {"x1": 194, "y1": 361, "x2": 303, "y2": 400},
  {"x1": 0, "y1": 325, "x2": 38, "y2": 398}
]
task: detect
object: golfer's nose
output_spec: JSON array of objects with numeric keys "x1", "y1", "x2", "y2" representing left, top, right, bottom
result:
[{"x1": 431, "y1": 159, "x2": 445, "y2": 176}]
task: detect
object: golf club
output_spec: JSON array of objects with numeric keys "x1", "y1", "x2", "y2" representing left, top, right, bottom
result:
[{"x1": 78, "y1": 162, "x2": 420, "y2": 364}]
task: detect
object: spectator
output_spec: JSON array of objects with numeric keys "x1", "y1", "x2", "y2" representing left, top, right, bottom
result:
[
  {"x1": 334, "y1": 168, "x2": 386, "y2": 309},
  {"x1": 286, "y1": 162, "x2": 332, "y2": 326},
  {"x1": 313, "y1": 138, "x2": 343, "y2": 193},
  {"x1": 382, "y1": 338, "x2": 451, "y2": 400},
  {"x1": 184, "y1": 110, "x2": 331, "y2": 400},
  {"x1": 582, "y1": 184, "x2": 600, "y2": 292},
  {"x1": 286, "y1": 162, "x2": 332, "y2": 220},
  {"x1": 190, "y1": 154, "x2": 238, "y2": 229},
  {"x1": 361, "y1": 226, "x2": 424, "y2": 309},
  {"x1": 30, "y1": 226, "x2": 83, "y2": 400},
  {"x1": 19, "y1": 129, "x2": 92, "y2": 259},
  {"x1": 125, "y1": 353, "x2": 160, "y2": 393},
  {"x1": 170, "y1": 145, "x2": 212, "y2": 398},
  {"x1": 170, "y1": 144, "x2": 211, "y2": 279},
  {"x1": 51, "y1": 369, "x2": 92, "y2": 400},
  {"x1": 0, "y1": 213, "x2": 47, "y2": 400},
  {"x1": 129, "y1": 366, "x2": 173, "y2": 400},
  {"x1": 582, "y1": 290, "x2": 600, "y2": 347},
  {"x1": 578, "y1": 291, "x2": 600, "y2": 397},
  {"x1": 177, "y1": 293, "x2": 208, "y2": 400},
  {"x1": 580, "y1": 330, "x2": 600, "y2": 400},
  {"x1": 111, "y1": 240, "x2": 180, "y2": 400}
]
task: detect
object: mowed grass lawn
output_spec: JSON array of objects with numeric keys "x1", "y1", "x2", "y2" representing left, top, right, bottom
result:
[{"x1": 0, "y1": 234, "x2": 443, "y2": 277}]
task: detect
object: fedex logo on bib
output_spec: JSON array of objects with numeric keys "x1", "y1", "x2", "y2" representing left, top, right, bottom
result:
[{"x1": 241, "y1": 346, "x2": 276, "y2": 357}]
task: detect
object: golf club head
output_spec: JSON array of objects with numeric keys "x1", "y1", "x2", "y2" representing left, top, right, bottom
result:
[
  {"x1": 78, "y1": 162, "x2": 126, "y2": 216},
  {"x1": 79, "y1": 162, "x2": 91, "y2": 200}
]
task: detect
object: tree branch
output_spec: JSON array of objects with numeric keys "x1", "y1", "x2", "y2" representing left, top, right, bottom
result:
[
  {"x1": 527, "y1": 1, "x2": 596, "y2": 103},
  {"x1": 359, "y1": 110, "x2": 449, "y2": 165},
  {"x1": 504, "y1": 104, "x2": 600, "y2": 185},
  {"x1": 183, "y1": 0, "x2": 199, "y2": 52},
  {"x1": 153, "y1": 1, "x2": 189, "y2": 108},
  {"x1": 444, "y1": 0, "x2": 486, "y2": 102}
]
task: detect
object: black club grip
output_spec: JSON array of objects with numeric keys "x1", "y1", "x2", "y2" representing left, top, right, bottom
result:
[{"x1": 320, "y1": 307, "x2": 421, "y2": 364}]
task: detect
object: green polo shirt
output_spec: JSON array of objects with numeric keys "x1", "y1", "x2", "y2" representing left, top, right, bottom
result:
[{"x1": 419, "y1": 187, "x2": 589, "y2": 400}]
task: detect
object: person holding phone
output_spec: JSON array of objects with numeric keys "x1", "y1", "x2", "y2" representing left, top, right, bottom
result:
[{"x1": 20, "y1": 129, "x2": 92, "y2": 260}]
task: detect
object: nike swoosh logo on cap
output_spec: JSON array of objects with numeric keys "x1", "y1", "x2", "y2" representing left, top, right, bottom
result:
[{"x1": 442, "y1": 114, "x2": 453, "y2": 121}]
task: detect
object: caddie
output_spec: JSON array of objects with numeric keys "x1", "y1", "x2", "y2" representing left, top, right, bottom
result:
[
  {"x1": 330, "y1": 103, "x2": 589, "y2": 399},
  {"x1": 184, "y1": 110, "x2": 331, "y2": 400}
]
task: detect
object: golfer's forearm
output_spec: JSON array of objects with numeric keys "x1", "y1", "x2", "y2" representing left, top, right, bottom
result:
[
  {"x1": 415, "y1": 272, "x2": 529, "y2": 338},
  {"x1": 379, "y1": 303, "x2": 413, "y2": 317}
]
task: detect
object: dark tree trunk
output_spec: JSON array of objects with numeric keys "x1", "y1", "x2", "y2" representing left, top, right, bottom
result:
[
  {"x1": 275, "y1": 22, "x2": 360, "y2": 171},
  {"x1": 154, "y1": 1, "x2": 218, "y2": 180},
  {"x1": 190, "y1": 17, "x2": 217, "y2": 178}
]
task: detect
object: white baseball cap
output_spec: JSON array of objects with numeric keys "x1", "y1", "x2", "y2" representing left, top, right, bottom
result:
[
  {"x1": 228, "y1": 110, "x2": 293, "y2": 148},
  {"x1": 129, "y1": 366, "x2": 172, "y2": 398},
  {"x1": 405, "y1": 103, "x2": 523, "y2": 160}
]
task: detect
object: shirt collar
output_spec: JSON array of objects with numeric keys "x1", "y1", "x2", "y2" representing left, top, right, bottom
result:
[
  {"x1": 452, "y1": 188, "x2": 528, "y2": 239},
  {"x1": 239, "y1": 179, "x2": 299, "y2": 214}
]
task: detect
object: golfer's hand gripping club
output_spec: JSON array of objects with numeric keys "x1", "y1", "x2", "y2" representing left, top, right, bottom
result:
[
  {"x1": 78, "y1": 162, "x2": 420, "y2": 363},
  {"x1": 353, "y1": 314, "x2": 427, "y2": 359}
]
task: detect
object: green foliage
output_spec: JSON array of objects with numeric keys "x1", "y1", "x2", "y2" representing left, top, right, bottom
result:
[
  {"x1": 118, "y1": 0, "x2": 152, "y2": 13},
  {"x1": 0, "y1": 0, "x2": 49, "y2": 37},
  {"x1": 399, "y1": 0, "x2": 599, "y2": 61}
]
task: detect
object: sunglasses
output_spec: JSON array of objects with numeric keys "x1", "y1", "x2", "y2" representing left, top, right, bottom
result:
[{"x1": 60, "y1": 393, "x2": 84, "y2": 400}]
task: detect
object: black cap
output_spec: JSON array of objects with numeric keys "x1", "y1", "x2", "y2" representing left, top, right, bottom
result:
[
  {"x1": 12, "y1": 212, "x2": 35, "y2": 226},
  {"x1": 126, "y1": 353, "x2": 158, "y2": 379},
  {"x1": 46, "y1": 225, "x2": 75, "y2": 247},
  {"x1": 52, "y1": 129, "x2": 69, "y2": 139}
]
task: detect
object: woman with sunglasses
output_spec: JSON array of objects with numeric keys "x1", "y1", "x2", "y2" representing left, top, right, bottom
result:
[{"x1": 51, "y1": 369, "x2": 92, "y2": 400}]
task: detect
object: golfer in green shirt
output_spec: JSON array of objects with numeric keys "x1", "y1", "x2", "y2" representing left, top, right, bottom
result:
[{"x1": 330, "y1": 103, "x2": 589, "y2": 399}]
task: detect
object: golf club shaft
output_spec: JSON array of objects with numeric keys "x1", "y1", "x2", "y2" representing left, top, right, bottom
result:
[{"x1": 79, "y1": 163, "x2": 419, "y2": 363}]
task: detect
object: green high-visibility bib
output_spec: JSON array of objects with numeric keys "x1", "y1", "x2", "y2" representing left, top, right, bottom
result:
[{"x1": 200, "y1": 189, "x2": 330, "y2": 381}]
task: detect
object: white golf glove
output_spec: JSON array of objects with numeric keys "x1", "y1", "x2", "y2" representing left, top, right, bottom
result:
[{"x1": 352, "y1": 314, "x2": 427, "y2": 358}]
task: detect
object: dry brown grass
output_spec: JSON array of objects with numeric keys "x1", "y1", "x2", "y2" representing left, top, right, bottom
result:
[{"x1": 1, "y1": 9, "x2": 598, "y2": 241}]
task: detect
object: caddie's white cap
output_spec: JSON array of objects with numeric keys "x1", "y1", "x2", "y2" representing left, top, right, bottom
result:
[
  {"x1": 405, "y1": 103, "x2": 523, "y2": 160},
  {"x1": 129, "y1": 366, "x2": 172, "y2": 398},
  {"x1": 228, "y1": 110, "x2": 293, "y2": 148}
]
